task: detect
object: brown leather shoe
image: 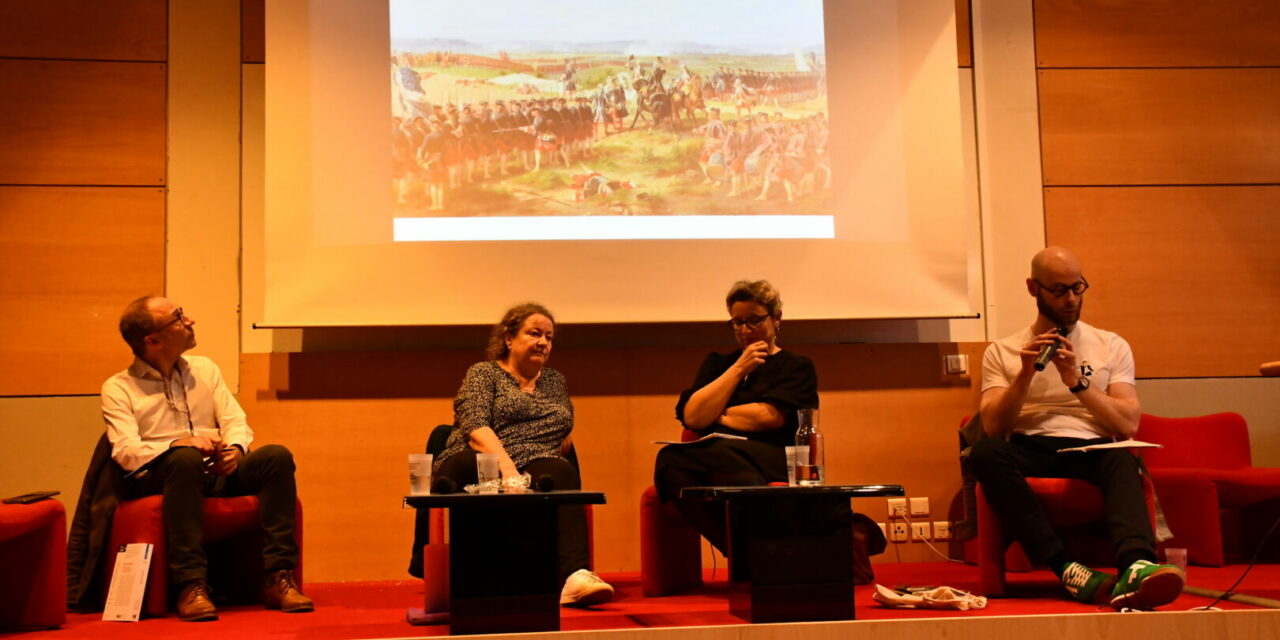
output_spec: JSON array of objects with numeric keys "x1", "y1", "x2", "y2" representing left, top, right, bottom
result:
[
  {"x1": 176, "y1": 581, "x2": 218, "y2": 622},
  {"x1": 262, "y1": 569, "x2": 314, "y2": 613}
]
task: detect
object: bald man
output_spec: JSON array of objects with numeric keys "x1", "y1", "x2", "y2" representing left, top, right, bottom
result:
[{"x1": 969, "y1": 247, "x2": 1183, "y2": 609}]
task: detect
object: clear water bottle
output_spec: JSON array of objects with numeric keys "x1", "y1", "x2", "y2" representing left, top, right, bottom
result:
[{"x1": 795, "y1": 408, "x2": 824, "y2": 486}]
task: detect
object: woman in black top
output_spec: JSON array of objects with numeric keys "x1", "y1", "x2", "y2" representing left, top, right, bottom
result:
[{"x1": 654, "y1": 280, "x2": 819, "y2": 553}]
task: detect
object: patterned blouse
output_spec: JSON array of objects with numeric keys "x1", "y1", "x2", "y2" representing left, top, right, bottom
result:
[{"x1": 434, "y1": 360, "x2": 574, "y2": 471}]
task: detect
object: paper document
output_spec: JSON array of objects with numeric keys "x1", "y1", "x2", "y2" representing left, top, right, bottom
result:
[
  {"x1": 653, "y1": 432, "x2": 748, "y2": 446},
  {"x1": 103, "y1": 543, "x2": 153, "y2": 622},
  {"x1": 1057, "y1": 440, "x2": 1163, "y2": 453}
]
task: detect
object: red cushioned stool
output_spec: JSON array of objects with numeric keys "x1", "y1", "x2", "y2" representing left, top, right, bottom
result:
[
  {"x1": 0, "y1": 499, "x2": 66, "y2": 630},
  {"x1": 103, "y1": 495, "x2": 303, "y2": 617}
]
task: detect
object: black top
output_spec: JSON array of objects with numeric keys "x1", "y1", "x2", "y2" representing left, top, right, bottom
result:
[{"x1": 675, "y1": 349, "x2": 818, "y2": 448}]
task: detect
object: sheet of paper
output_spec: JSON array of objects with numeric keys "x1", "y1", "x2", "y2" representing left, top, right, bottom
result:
[
  {"x1": 653, "y1": 432, "x2": 748, "y2": 446},
  {"x1": 103, "y1": 543, "x2": 153, "y2": 622},
  {"x1": 1057, "y1": 440, "x2": 1163, "y2": 453}
]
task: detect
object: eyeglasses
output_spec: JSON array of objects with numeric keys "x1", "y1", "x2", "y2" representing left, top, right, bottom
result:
[
  {"x1": 728, "y1": 314, "x2": 770, "y2": 330},
  {"x1": 152, "y1": 307, "x2": 185, "y2": 333},
  {"x1": 1034, "y1": 277, "x2": 1089, "y2": 298}
]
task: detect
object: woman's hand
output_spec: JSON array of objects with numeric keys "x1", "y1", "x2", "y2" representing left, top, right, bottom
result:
[
  {"x1": 732, "y1": 340, "x2": 770, "y2": 376},
  {"x1": 498, "y1": 457, "x2": 520, "y2": 480}
]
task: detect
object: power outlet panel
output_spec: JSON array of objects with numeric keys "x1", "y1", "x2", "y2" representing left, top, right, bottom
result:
[
  {"x1": 910, "y1": 522, "x2": 930, "y2": 542},
  {"x1": 909, "y1": 497, "x2": 930, "y2": 517},
  {"x1": 890, "y1": 522, "x2": 909, "y2": 543},
  {"x1": 933, "y1": 521, "x2": 951, "y2": 541},
  {"x1": 887, "y1": 498, "x2": 907, "y2": 518}
]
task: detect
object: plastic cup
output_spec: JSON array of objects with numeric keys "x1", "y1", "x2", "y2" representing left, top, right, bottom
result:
[
  {"x1": 409, "y1": 453, "x2": 432, "y2": 496},
  {"x1": 785, "y1": 446, "x2": 799, "y2": 485},
  {"x1": 475, "y1": 453, "x2": 500, "y2": 493},
  {"x1": 1165, "y1": 547, "x2": 1188, "y2": 574}
]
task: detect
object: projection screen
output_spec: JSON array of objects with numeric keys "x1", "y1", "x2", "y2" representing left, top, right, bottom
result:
[{"x1": 263, "y1": 0, "x2": 971, "y2": 326}]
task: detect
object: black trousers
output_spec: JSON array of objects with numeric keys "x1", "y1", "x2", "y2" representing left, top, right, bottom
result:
[
  {"x1": 653, "y1": 438, "x2": 788, "y2": 554},
  {"x1": 433, "y1": 449, "x2": 590, "y2": 582},
  {"x1": 967, "y1": 433, "x2": 1155, "y2": 573},
  {"x1": 124, "y1": 444, "x2": 301, "y2": 588}
]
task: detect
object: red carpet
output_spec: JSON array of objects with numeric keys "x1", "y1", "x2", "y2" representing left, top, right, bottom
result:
[{"x1": 10, "y1": 562, "x2": 1277, "y2": 639}]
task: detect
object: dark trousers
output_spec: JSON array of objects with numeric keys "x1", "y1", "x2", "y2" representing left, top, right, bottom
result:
[
  {"x1": 124, "y1": 444, "x2": 301, "y2": 588},
  {"x1": 967, "y1": 433, "x2": 1155, "y2": 573},
  {"x1": 653, "y1": 438, "x2": 787, "y2": 555},
  {"x1": 434, "y1": 449, "x2": 590, "y2": 582}
]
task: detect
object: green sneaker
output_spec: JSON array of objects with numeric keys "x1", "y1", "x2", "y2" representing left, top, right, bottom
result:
[
  {"x1": 1060, "y1": 561, "x2": 1117, "y2": 604},
  {"x1": 1109, "y1": 560, "x2": 1185, "y2": 610}
]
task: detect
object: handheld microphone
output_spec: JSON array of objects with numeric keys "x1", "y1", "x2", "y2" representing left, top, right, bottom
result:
[
  {"x1": 1033, "y1": 326, "x2": 1068, "y2": 371},
  {"x1": 432, "y1": 476, "x2": 457, "y2": 495}
]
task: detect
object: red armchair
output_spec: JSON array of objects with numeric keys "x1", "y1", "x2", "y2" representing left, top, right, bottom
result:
[
  {"x1": 1139, "y1": 412, "x2": 1280, "y2": 566},
  {"x1": 0, "y1": 500, "x2": 66, "y2": 630},
  {"x1": 104, "y1": 495, "x2": 304, "y2": 617},
  {"x1": 640, "y1": 428, "x2": 705, "y2": 597},
  {"x1": 974, "y1": 478, "x2": 1156, "y2": 596}
]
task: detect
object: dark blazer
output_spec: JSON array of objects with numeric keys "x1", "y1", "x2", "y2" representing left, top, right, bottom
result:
[{"x1": 66, "y1": 433, "x2": 126, "y2": 611}]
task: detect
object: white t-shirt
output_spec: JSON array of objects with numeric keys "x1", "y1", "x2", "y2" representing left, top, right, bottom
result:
[{"x1": 981, "y1": 320, "x2": 1136, "y2": 440}]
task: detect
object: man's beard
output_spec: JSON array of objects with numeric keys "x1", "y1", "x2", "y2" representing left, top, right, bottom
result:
[{"x1": 1036, "y1": 292, "x2": 1081, "y2": 328}]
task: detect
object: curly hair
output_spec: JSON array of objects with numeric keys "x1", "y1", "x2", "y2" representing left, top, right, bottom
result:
[
  {"x1": 725, "y1": 280, "x2": 782, "y2": 319},
  {"x1": 486, "y1": 302, "x2": 556, "y2": 361}
]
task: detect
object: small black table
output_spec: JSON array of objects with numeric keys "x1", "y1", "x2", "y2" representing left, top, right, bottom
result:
[
  {"x1": 404, "y1": 490, "x2": 606, "y2": 635},
  {"x1": 680, "y1": 484, "x2": 904, "y2": 623}
]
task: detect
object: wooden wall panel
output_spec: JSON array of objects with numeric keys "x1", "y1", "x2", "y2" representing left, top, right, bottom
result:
[
  {"x1": 0, "y1": 187, "x2": 166, "y2": 396},
  {"x1": 1034, "y1": 0, "x2": 1280, "y2": 68},
  {"x1": 1044, "y1": 185, "x2": 1280, "y2": 378},
  {"x1": 240, "y1": 342, "x2": 985, "y2": 581},
  {"x1": 242, "y1": 0, "x2": 264, "y2": 63},
  {"x1": 955, "y1": 0, "x2": 972, "y2": 67},
  {"x1": 1039, "y1": 68, "x2": 1280, "y2": 186},
  {"x1": 0, "y1": 59, "x2": 167, "y2": 186},
  {"x1": 0, "y1": 0, "x2": 166, "y2": 62}
]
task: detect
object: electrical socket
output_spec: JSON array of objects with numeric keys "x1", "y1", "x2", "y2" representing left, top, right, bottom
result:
[
  {"x1": 887, "y1": 498, "x2": 907, "y2": 518},
  {"x1": 890, "y1": 522, "x2": 909, "y2": 543},
  {"x1": 909, "y1": 497, "x2": 930, "y2": 517},
  {"x1": 933, "y1": 521, "x2": 951, "y2": 541},
  {"x1": 910, "y1": 522, "x2": 930, "y2": 542}
]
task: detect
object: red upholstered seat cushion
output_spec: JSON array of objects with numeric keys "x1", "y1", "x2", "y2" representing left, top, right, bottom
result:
[
  {"x1": 110, "y1": 495, "x2": 263, "y2": 544},
  {"x1": 1025, "y1": 477, "x2": 1105, "y2": 527},
  {"x1": 1204, "y1": 468, "x2": 1280, "y2": 508},
  {"x1": 0, "y1": 501, "x2": 64, "y2": 543}
]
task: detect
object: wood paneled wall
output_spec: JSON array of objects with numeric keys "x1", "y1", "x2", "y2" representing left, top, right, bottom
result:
[
  {"x1": 1033, "y1": 0, "x2": 1280, "y2": 378},
  {"x1": 0, "y1": 1, "x2": 168, "y2": 395}
]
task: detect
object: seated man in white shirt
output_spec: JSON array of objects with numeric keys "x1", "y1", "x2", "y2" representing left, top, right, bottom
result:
[
  {"x1": 101, "y1": 296, "x2": 312, "y2": 621},
  {"x1": 969, "y1": 247, "x2": 1183, "y2": 609}
]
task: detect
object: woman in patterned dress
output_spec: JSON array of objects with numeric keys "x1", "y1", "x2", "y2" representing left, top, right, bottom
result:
[{"x1": 432, "y1": 302, "x2": 614, "y2": 606}]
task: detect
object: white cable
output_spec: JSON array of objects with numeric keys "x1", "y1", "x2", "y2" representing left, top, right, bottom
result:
[{"x1": 899, "y1": 511, "x2": 967, "y2": 565}]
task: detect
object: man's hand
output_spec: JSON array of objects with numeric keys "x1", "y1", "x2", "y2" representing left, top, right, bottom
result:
[
  {"x1": 1018, "y1": 329, "x2": 1067, "y2": 377},
  {"x1": 732, "y1": 341, "x2": 770, "y2": 377},
  {"x1": 170, "y1": 434, "x2": 221, "y2": 456},
  {"x1": 1047, "y1": 333, "x2": 1081, "y2": 387},
  {"x1": 210, "y1": 445, "x2": 242, "y2": 476}
]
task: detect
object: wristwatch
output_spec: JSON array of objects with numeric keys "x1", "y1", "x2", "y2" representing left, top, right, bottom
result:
[{"x1": 1068, "y1": 376, "x2": 1090, "y2": 394}]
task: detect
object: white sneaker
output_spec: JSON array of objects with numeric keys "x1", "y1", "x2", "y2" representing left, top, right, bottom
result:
[{"x1": 559, "y1": 569, "x2": 614, "y2": 607}]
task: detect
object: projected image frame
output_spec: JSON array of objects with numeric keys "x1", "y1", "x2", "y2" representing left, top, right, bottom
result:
[{"x1": 389, "y1": 0, "x2": 834, "y2": 242}]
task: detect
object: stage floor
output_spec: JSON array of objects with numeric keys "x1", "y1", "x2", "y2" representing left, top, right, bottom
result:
[{"x1": 20, "y1": 561, "x2": 1280, "y2": 639}]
